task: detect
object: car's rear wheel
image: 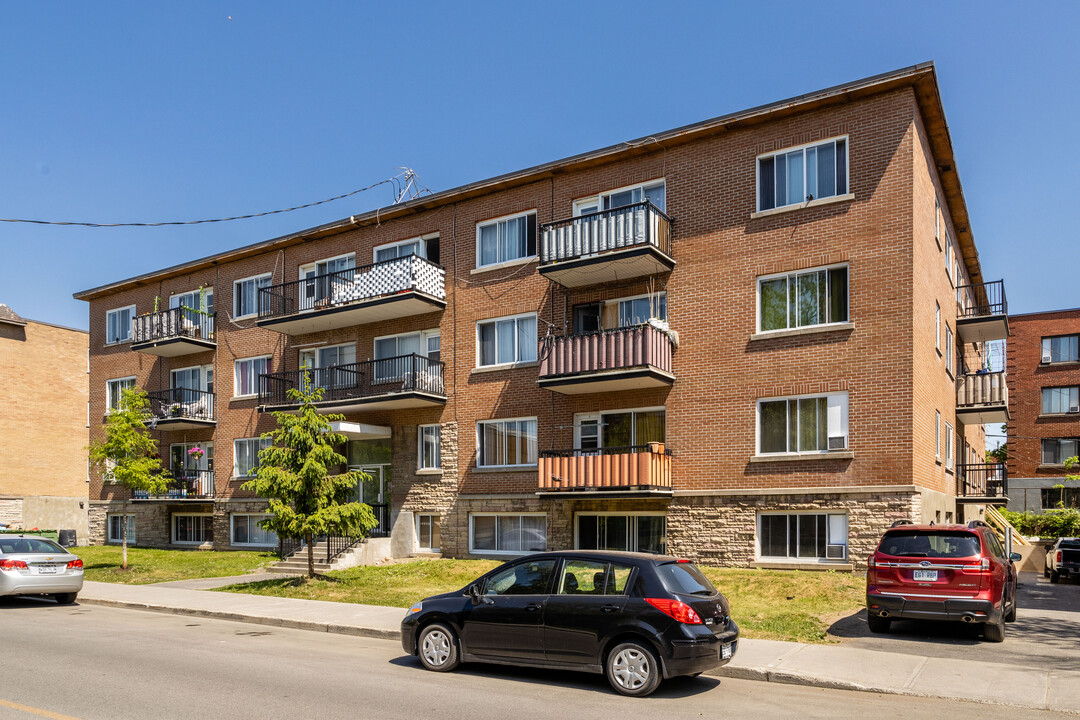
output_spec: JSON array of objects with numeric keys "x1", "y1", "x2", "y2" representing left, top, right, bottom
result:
[
  {"x1": 1044, "y1": 565, "x2": 1051, "y2": 578},
  {"x1": 1050, "y1": 570, "x2": 1060, "y2": 584},
  {"x1": 417, "y1": 623, "x2": 459, "y2": 672},
  {"x1": 983, "y1": 615, "x2": 1006, "y2": 643},
  {"x1": 606, "y1": 641, "x2": 661, "y2": 697},
  {"x1": 1004, "y1": 588, "x2": 1017, "y2": 623},
  {"x1": 52, "y1": 593, "x2": 77, "y2": 605},
  {"x1": 867, "y1": 614, "x2": 891, "y2": 633}
]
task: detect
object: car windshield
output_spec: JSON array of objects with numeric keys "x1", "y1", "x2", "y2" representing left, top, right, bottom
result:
[
  {"x1": 0, "y1": 538, "x2": 67, "y2": 554},
  {"x1": 879, "y1": 531, "x2": 981, "y2": 558},
  {"x1": 657, "y1": 561, "x2": 716, "y2": 596}
]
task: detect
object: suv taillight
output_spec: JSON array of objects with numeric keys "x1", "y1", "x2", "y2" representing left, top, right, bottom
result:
[
  {"x1": 0, "y1": 559, "x2": 29, "y2": 570},
  {"x1": 646, "y1": 598, "x2": 703, "y2": 624},
  {"x1": 1058, "y1": 550, "x2": 1063, "y2": 564},
  {"x1": 962, "y1": 558, "x2": 991, "y2": 574},
  {"x1": 868, "y1": 556, "x2": 876, "y2": 569},
  {"x1": 67, "y1": 558, "x2": 83, "y2": 569}
]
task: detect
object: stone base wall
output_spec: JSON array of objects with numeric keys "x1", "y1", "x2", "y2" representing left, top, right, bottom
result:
[
  {"x1": 393, "y1": 421, "x2": 460, "y2": 555},
  {"x1": 89, "y1": 499, "x2": 272, "y2": 551},
  {"x1": 0, "y1": 498, "x2": 23, "y2": 526}
]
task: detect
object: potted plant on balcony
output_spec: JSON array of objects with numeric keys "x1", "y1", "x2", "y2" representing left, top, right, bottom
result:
[
  {"x1": 188, "y1": 446, "x2": 205, "y2": 462},
  {"x1": 169, "y1": 403, "x2": 183, "y2": 417}
]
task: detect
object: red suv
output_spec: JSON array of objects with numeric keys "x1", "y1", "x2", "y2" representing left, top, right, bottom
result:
[{"x1": 866, "y1": 520, "x2": 1020, "y2": 642}]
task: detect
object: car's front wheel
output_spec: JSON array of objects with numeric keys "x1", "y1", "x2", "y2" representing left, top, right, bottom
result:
[
  {"x1": 606, "y1": 641, "x2": 661, "y2": 697},
  {"x1": 417, "y1": 623, "x2": 459, "y2": 672},
  {"x1": 52, "y1": 593, "x2": 77, "y2": 605}
]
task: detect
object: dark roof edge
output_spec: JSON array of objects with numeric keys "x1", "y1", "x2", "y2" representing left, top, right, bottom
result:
[
  {"x1": 1009, "y1": 307, "x2": 1080, "y2": 320},
  {"x1": 76, "y1": 61, "x2": 976, "y2": 301}
]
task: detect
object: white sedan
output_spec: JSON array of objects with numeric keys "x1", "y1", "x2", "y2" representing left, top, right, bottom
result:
[{"x1": 0, "y1": 535, "x2": 83, "y2": 604}]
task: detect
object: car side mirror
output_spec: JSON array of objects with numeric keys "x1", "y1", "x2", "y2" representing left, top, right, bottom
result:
[
  {"x1": 1009, "y1": 552, "x2": 1022, "y2": 562},
  {"x1": 467, "y1": 583, "x2": 482, "y2": 602}
]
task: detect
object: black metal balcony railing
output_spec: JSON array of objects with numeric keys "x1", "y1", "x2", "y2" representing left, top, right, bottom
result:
[
  {"x1": 258, "y1": 354, "x2": 445, "y2": 407},
  {"x1": 147, "y1": 387, "x2": 216, "y2": 423},
  {"x1": 257, "y1": 255, "x2": 446, "y2": 322},
  {"x1": 540, "y1": 200, "x2": 672, "y2": 265},
  {"x1": 133, "y1": 468, "x2": 214, "y2": 500},
  {"x1": 957, "y1": 462, "x2": 1008, "y2": 500},
  {"x1": 957, "y1": 280, "x2": 1007, "y2": 321},
  {"x1": 277, "y1": 504, "x2": 391, "y2": 561},
  {"x1": 133, "y1": 306, "x2": 215, "y2": 345}
]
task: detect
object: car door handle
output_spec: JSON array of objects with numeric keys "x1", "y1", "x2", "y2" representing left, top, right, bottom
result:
[
  {"x1": 526, "y1": 603, "x2": 542, "y2": 612},
  {"x1": 601, "y1": 605, "x2": 620, "y2": 613}
]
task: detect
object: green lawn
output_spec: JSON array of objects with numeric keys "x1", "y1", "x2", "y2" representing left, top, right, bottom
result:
[
  {"x1": 73, "y1": 546, "x2": 276, "y2": 584},
  {"x1": 217, "y1": 560, "x2": 864, "y2": 644}
]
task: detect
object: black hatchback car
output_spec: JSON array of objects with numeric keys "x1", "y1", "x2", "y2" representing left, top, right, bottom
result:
[{"x1": 401, "y1": 550, "x2": 738, "y2": 697}]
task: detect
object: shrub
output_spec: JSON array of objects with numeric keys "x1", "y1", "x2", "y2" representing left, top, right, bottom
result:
[{"x1": 1000, "y1": 507, "x2": 1080, "y2": 539}]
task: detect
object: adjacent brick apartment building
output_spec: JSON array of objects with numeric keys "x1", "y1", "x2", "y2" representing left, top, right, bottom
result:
[
  {"x1": 0, "y1": 304, "x2": 90, "y2": 542},
  {"x1": 75, "y1": 62, "x2": 1009, "y2": 567},
  {"x1": 1005, "y1": 308, "x2": 1080, "y2": 512}
]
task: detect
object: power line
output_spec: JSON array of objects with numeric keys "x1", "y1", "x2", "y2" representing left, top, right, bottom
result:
[{"x1": 0, "y1": 169, "x2": 426, "y2": 228}]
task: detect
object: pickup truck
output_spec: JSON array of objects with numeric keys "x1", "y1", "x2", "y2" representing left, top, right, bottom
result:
[{"x1": 1044, "y1": 538, "x2": 1080, "y2": 583}]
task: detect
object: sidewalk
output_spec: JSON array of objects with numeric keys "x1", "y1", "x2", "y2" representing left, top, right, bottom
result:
[{"x1": 78, "y1": 580, "x2": 1080, "y2": 713}]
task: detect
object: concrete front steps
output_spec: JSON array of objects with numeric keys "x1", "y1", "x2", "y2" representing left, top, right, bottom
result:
[{"x1": 267, "y1": 536, "x2": 395, "y2": 574}]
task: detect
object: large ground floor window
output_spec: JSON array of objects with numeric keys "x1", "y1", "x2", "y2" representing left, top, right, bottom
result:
[
  {"x1": 173, "y1": 514, "x2": 213, "y2": 545},
  {"x1": 107, "y1": 514, "x2": 135, "y2": 544},
  {"x1": 758, "y1": 512, "x2": 848, "y2": 561},
  {"x1": 576, "y1": 513, "x2": 666, "y2": 554},
  {"x1": 470, "y1": 513, "x2": 546, "y2": 554},
  {"x1": 231, "y1": 514, "x2": 277, "y2": 547}
]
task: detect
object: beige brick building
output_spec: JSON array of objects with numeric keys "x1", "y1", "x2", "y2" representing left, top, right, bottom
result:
[
  {"x1": 75, "y1": 63, "x2": 1008, "y2": 567},
  {"x1": 0, "y1": 304, "x2": 90, "y2": 543}
]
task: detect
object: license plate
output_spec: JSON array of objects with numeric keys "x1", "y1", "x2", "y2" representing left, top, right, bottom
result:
[
  {"x1": 721, "y1": 643, "x2": 733, "y2": 660},
  {"x1": 37, "y1": 565, "x2": 57, "y2": 575},
  {"x1": 913, "y1": 569, "x2": 938, "y2": 582}
]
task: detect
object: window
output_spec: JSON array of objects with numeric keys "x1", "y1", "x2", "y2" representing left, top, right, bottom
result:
[
  {"x1": 945, "y1": 233, "x2": 955, "y2": 284},
  {"x1": 935, "y1": 411, "x2": 941, "y2": 460},
  {"x1": 234, "y1": 274, "x2": 272, "y2": 318},
  {"x1": 618, "y1": 293, "x2": 667, "y2": 327},
  {"x1": 173, "y1": 514, "x2": 212, "y2": 544},
  {"x1": 758, "y1": 266, "x2": 848, "y2": 332},
  {"x1": 477, "y1": 313, "x2": 537, "y2": 366},
  {"x1": 416, "y1": 514, "x2": 441, "y2": 552},
  {"x1": 1043, "y1": 336, "x2": 1080, "y2": 364},
  {"x1": 935, "y1": 198, "x2": 941, "y2": 245},
  {"x1": 231, "y1": 514, "x2": 277, "y2": 546},
  {"x1": 759, "y1": 513, "x2": 848, "y2": 560},
  {"x1": 573, "y1": 293, "x2": 667, "y2": 334},
  {"x1": 470, "y1": 514, "x2": 547, "y2": 554},
  {"x1": 106, "y1": 377, "x2": 136, "y2": 412},
  {"x1": 556, "y1": 559, "x2": 634, "y2": 595},
  {"x1": 234, "y1": 356, "x2": 270, "y2": 397},
  {"x1": 171, "y1": 442, "x2": 213, "y2": 483},
  {"x1": 107, "y1": 514, "x2": 135, "y2": 544},
  {"x1": 1042, "y1": 487, "x2": 1080, "y2": 509},
  {"x1": 234, "y1": 437, "x2": 271, "y2": 477},
  {"x1": 945, "y1": 422, "x2": 954, "y2": 469},
  {"x1": 476, "y1": 211, "x2": 537, "y2": 268},
  {"x1": 935, "y1": 303, "x2": 941, "y2": 351},
  {"x1": 574, "y1": 180, "x2": 667, "y2": 215},
  {"x1": 374, "y1": 235, "x2": 438, "y2": 264},
  {"x1": 945, "y1": 324, "x2": 953, "y2": 373},
  {"x1": 374, "y1": 330, "x2": 439, "y2": 362},
  {"x1": 575, "y1": 408, "x2": 665, "y2": 450},
  {"x1": 577, "y1": 514, "x2": 666, "y2": 554},
  {"x1": 418, "y1": 425, "x2": 441, "y2": 470},
  {"x1": 374, "y1": 330, "x2": 440, "y2": 383},
  {"x1": 1043, "y1": 387, "x2": 1080, "y2": 415},
  {"x1": 757, "y1": 137, "x2": 848, "y2": 211},
  {"x1": 757, "y1": 393, "x2": 848, "y2": 455},
  {"x1": 1042, "y1": 439, "x2": 1080, "y2": 465},
  {"x1": 106, "y1": 306, "x2": 135, "y2": 344},
  {"x1": 477, "y1": 418, "x2": 537, "y2": 467}
]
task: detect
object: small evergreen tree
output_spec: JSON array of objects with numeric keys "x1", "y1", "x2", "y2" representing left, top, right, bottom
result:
[
  {"x1": 243, "y1": 383, "x2": 378, "y2": 578},
  {"x1": 88, "y1": 388, "x2": 169, "y2": 570}
]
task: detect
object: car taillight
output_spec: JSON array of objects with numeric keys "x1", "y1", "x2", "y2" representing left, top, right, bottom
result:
[
  {"x1": 1058, "y1": 550, "x2": 1063, "y2": 564},
  {"x1": 962, "y1": 558, "x2": 991, "y2": 574},
  {"x1": 646, "y1": 598, "x2": 703, "y2": 624},
  {"x1": 0, "y1": 559, "x2": 28, "y2": 570},
  {"x1": 868, "y1": 556, "x2": 876, "y2": 569},
  {"x1": 67, "y1": 558, "x2": 83, "y2": 569}
]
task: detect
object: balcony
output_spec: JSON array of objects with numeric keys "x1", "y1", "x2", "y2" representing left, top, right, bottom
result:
[
  {"x1": 956, "y1": 280, "x2": 1008, "y2": 343},
  {"x1": 538, "y1": 325, "x2": 675, "y2": 394},
  {"x1": 539, "y1": 201, "x2": 673, "y2": 287},
  {"x1": 259, "y1": 354, "x2": 446, "y2": 414},
  {"x1": 132, "y1": 468, "x2": 214, "y2": 501},
  {"x1": 956, "y1": 370, "x2": 1009, "y2": 424},
  {"x1": 131, "y1": 307, "x2": 216, "y2": 357},
  {"x1": 146, "y1": 388, "x2": 216, "y2": 432},
  {"x1": 256, "y1": 255, "x2": 446, "y2": 335},
  {"x1": 538, "y1": 443, "x2": 672, "y2": 495},
  {"x1": 956, "y1": 462, "x2": 1008, "y2": 504}
]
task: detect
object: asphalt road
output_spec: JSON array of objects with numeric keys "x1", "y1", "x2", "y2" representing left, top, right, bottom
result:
[
  {"x1": 0, "y1": 599, "x2": 1068, "y2": 720},
  {"x1": 830, "y1": 572, "x2": 1080, "y2": 671}
]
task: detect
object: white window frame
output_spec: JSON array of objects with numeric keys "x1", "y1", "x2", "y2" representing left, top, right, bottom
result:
[
  {"x1": 415, "y1": 513, "x2": 441, "y2": 552},
  {"x1": 299, "y1": 252, "x2": 356, "y2": 278},
  {"x1": 373, "y1": 329, "x2": 440, "y2": 359},
  {"x1": 106, "y1": 376, "x2": 137, "y2": 413},
  {"x1": 573, "y1": 406, "x2": 666, "y2": 449},
  {"x1": 468, "y1": 512, "x2": 547, "y2": 556},
  {"x1": 935, "y1": 303, "x2": 941, "y2": 351},
  {"x1": 945, "y1": 324, "x2": 954, "y2": 374},
  {"x1": 105, "y1": 305, "x2": 136, "y2": 345},
  {"x1": 1042, "y1": 335, "x2": 1080, "y2": 364},
  {"x1": 945, "y1": 232, "x2": 955, "y2": 285},
  {"x1": 474, "y1": 209, "x2": 537, "y2": 270},
  {"x1": 572, "y1": 178, "x2": 667, "y2": 216},
  {"x1": 945, "y1": 422, "x2": 954, "y2": 470},
  {"x1": 234, "y1": 437, "x2": 271, "y2": 478},
  {"x1": 476, "y1": 417, "x2": 538, "y2": 468},
  {"x1": 299, "y1": 342, "x2": 357, "y2": 370},
  {"x1": 755, "y1": 392, "x2": 849, "y2": 456},
  {"x1": 230, "y1": 514, "x2": 278, "y2": 547},
  {"x1": 614, "y1": 292, "x2": 668, "y2": 327},
  {"x1": 373, "y1": 235, "x2": 433, "y2": 263},
  {"x1": 172, "y1": 513, "x2": 213, "y2": 545},
  {"x1": 935, "y1": 410, "x2": 942, "y2": 461},
  {"x1": 1042, "y1": 386, "x2": 1080, "y2": 415},
  {"x1": 106, "y1": 514, "x2": 136, "y2": 544},
  {"x1": 574, "y1": 511, "x2": 667, "y2": 553},
  {"x1": 234, "y1": 356, "x2": 270, "y2": 398},
  {"x1": 233, "y1": 273, "x2": 273, "y2": 319},
  {"x1": 756, "y1": 263, "x2": 850, "y2": 333},
  {"x1": 756, "y1": 136, "x2": 849, "y2": 212},
  {"x1": 935, "y1": 198, "x2": 941, "y2": 247},
  {"x1": 418, "y1": 424, "x2": 441, "y2": 472},
  {"x1": 756, "y1": 511, "x2": 849, "y2": 562},
  {"x1": 476, "y1": 312, "x2": 537, "y2": 368}
]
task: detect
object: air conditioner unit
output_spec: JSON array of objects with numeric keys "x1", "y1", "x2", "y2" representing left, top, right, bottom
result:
[
  {"x1": 1071, "y1": 403, "x2": 1079, "y2": 414},
  {"x1": 828, "y1": 436, "x2": 847, "y2": 451},
  {"x1": 826, "y1": 544, "x2": 847, "y2": 560},
  {"x1": 1043, "y1": 349, "x2": 1053, "y2": 363}
]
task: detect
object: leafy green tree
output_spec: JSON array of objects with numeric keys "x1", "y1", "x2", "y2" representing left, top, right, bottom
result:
[
  {"x1": 242, "y1": 383, "x2": 378, "y2": 578},
  {"x1": 88, "y1": 388, "x2": 169, "y2": 570}
]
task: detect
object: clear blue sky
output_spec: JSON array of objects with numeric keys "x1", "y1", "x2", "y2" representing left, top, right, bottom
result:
[{"x1": 2, "y1": 1, "x2": 1076, "y2": 330}]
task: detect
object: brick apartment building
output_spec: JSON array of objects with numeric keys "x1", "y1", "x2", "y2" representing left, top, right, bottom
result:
[
  {"x1": 75, "y1": 62, "x2": 1010, "y2": 567},
  {"x1": 1005, "y1": 308, "x2": 1080, "y2": 512},
  {"x1": 0, "y1": 304, "x2": 90, "y2": 542}
]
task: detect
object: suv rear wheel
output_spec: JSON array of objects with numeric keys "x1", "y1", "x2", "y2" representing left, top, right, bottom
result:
[
  {"x1": 1003, "y1": 588, "x2": 1016, "y2": 623},
  {"x1": 867, "y1": 614, "x2": 891, "y2": 633},
  {"x1": 983, "y1": 615, "x2": 1005, "y2": 643}
]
